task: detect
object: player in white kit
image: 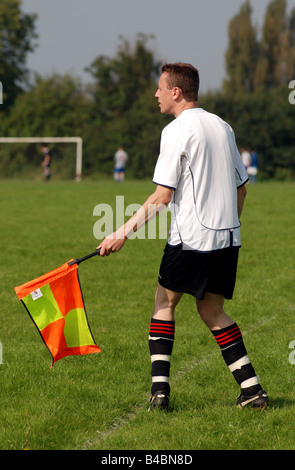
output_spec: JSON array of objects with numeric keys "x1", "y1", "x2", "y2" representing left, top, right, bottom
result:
[{"x1": 98, "y1": 63, "x2": 268, "y2": 411}]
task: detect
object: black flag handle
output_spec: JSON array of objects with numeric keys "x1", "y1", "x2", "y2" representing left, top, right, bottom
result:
[{"x1": 68, "y1": 248, "x2": 101, "y2": 266}]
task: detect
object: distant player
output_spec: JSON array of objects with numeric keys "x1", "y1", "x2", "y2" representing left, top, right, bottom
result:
[
  {"x1": 114, "y1": 147, "x2": 128, "y2": 182},
  {"x1": 41, "y1": 144, "x2": 52, "y2": 181}
]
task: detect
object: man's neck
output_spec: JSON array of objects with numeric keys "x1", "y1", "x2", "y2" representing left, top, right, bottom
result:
[{"x1": 174, "y1": 101, "x2": 198, "y2": 118}]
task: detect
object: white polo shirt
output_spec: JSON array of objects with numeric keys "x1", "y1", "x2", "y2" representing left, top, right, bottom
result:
[{"x1": 153, "y1": 108, "x2": 248, "y2": 252}]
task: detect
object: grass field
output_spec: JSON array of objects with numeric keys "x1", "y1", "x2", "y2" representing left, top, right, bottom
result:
[{"x1": 0, "y1": 178, "x2": 295, "y2": 451}]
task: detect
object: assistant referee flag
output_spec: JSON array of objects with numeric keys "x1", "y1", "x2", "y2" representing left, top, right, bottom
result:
[{"x1": 14, "y1": 259, "x2": 101, "y2": 368}]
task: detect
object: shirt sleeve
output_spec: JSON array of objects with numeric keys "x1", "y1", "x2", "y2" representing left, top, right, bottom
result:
[{"x1": 153, "y1": 125, "x2": 183, "y2": 189}]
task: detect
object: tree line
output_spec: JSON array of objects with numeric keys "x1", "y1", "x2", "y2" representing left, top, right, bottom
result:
[{"x1": 0, "y1": 0, "x2": 294, "y2": 180}]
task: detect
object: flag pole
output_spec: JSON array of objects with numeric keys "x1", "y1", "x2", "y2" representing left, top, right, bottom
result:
[{"x1": 68, "y1": 248, "x2": 101, "y2": 266}]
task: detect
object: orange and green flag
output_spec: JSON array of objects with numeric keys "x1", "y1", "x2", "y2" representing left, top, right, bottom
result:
[{"x1": 14, "y1": 252, "x2": 101, "y2": 368}]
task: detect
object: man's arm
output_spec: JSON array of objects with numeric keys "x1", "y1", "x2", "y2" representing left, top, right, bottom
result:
[
  {"x1": 97, "y1": 185, "x2": 174, "y2": 256},
  {"x1": 237, "y1": 184, "x2": 247, "y2": 218}
]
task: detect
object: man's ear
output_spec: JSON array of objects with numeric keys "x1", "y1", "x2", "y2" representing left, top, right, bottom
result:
[{"x1": 172, "y1": 87, "x2": 182, "y2": 100}]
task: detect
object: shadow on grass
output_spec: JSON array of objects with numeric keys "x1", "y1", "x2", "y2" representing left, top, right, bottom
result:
[
  {"x1": 266, "y1": 396, "x2": 295, "y2": 409},
  {"x1": 166, "y1": 396, "x2": 295, "y2": 413}
]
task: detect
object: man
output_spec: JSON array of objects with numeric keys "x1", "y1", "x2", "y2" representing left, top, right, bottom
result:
[
  {"x1": 241, "y1": 148, "x2": 251, "y2": 171},
  {"x1": 248, "y1": 149, "x2": 259, "y2": 184},
  {"x1": 114, "y1": 146, "x2": 128, "y2": 182},
  {"x1": 98, "y1": 63, "x2": 268, "y2": 410},
  {"x1": 41, "y1": 144, "x2": 52, "y2": 181}
]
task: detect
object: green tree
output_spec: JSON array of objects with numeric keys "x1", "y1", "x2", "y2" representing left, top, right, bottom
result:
[
  {"x1": 219, "y1": 0, "x2": 295, "y2": 181},
  {"x1": 290, "y1": 7, "x2": 295, "y2": 46},
  {"x1": 0, "y1": 73, "x2": 91, "y2": 178},
  {"x1": 290, "y1": 7, "x2": 295, "y2": 78},
  {"x1": 224, "y1": 0, "x2": 295, "y2": 93},
  {"x1": 223, "y1": 0, "x2": 258, "y2": 94},
  {"x1": 201, "y1": 84, "x2": 295, "y2": 180},
  {"x1": 86, "y1": 33, "x2": 161, "y2": 119},
  {"x1": 254, "y1": 0, "x2": 295, "y2": 90},
  {"x1": 84, "y1": 34, "x2": 167, "y2": 178},
  {"x1": 2, "y1": 73, "x2": 89, "y2": 137},
  {"x1": 0, "y1": 0, "x2": 38, "y2": 109}
]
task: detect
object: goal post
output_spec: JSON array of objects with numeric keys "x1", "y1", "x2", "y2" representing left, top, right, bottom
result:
[{"x1": 0, "y1": 137, "x2": 83, "y2": 181}]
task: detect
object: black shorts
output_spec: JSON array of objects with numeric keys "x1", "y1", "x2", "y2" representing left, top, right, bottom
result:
[{"x1": 158, "y1": 243, "x2": 240, "y2": 300}]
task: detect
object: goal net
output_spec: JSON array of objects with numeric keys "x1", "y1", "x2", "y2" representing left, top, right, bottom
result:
[{"x1": 0, "y1": 137, "x2": 83, "y2": 181}]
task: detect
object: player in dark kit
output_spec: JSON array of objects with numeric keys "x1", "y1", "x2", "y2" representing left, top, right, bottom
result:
[{"x1": 41, "y1": 144, "x2": 52, "y2": 181}]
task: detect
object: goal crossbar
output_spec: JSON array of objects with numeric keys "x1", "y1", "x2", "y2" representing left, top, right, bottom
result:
[{"x1": 0, "y1": 137, "x2": 83, "y2": 180}]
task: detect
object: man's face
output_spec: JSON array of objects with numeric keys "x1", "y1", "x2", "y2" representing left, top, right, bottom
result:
[{"x1": 155, "y1": 73, "x2": 175, "y2": 115}]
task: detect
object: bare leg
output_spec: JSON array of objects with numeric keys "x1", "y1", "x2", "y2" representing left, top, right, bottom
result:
[
  {"x1": 196, "y1": 291, "x2": 234, "y2": 330},
  {"x1": 153, "y1": 283, "x2": 183, "y2": 321}
]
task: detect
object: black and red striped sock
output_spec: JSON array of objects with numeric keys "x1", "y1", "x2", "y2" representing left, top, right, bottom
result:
[
  {"x1": 212, "y1": 323, "x2": 262, "y2": 397},
  {"x1": 149, "y1": 318, "x2": 175, "y2": 396}
]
